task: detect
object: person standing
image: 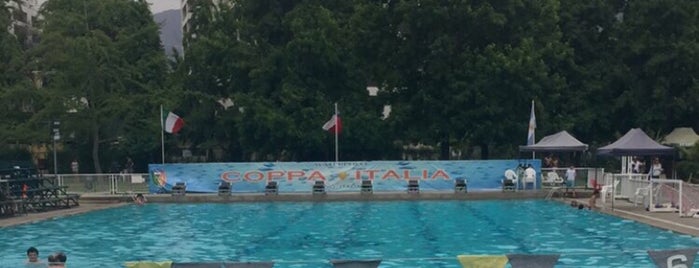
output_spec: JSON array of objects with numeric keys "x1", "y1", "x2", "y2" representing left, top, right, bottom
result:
[
  {"x1": 650, "y1": 157, "x2": 663, "y2": 180},
  {"x1": 566, "y1": 166, "x2": 577, "y2": 197},
  {"x1": 124, "y1": 157, "x2": 134, "y2": 173},
  {"x1": 70, "y1": 159, "x2": 79, "y2": 174},
  {"x1": 631, "y1": 157, "x2": 641, "y2": 173}
]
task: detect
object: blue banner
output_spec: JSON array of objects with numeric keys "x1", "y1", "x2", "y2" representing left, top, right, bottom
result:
[{"x1": 148, "y1": 160, "x2": 541, "y2": 193}]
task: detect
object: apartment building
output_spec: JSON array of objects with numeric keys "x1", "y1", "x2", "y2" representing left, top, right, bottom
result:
[{"x1": 7, "y1": 0, "x2": 40, "y2": 47}]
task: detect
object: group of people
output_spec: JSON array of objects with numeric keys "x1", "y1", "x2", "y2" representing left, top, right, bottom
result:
[
  {"x1": 25, "y1": 247, "x2": 66, "y2": 267},
  {"x1": 631, "y1": 157, "x2": 664, "y2": 179},
  {"x1": 543, "y1": 154, "x2": 560, "y2": 168}
]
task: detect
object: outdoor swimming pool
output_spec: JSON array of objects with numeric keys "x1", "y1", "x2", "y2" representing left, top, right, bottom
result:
[{"x1": 1, "y1": 200, "x2": 698, "y2": 267}]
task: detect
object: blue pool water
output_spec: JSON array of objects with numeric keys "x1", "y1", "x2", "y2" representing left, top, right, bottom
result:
[{"x1": 1, "y1": 200, "x2": 698, "y2": 268}]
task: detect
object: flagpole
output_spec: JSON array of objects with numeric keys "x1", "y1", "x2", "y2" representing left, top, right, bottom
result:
[
  {"x1": 527, "y1": 99, "x2": 536, "y2": 159},
  {"x1": 160, "y1": 105, "x2": 165, "y2": 164},
  {"x1": 532, "y1": 100, "x2": 536, "y2": 159},
  {"x1": 334, "y1": 102, "x2": 339, "y2": 163}
]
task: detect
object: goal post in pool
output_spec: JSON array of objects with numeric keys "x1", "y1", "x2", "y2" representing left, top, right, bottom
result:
[{"x1": 649, "y1": 179, "x2": 699, "y2": 217}]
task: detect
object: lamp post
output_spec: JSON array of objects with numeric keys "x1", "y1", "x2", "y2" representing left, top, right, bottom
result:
[{"x1": 52, "y1": 120, "x2": 60, "y2": 176}]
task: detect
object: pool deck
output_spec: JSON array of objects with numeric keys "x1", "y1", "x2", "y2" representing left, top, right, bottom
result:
[
  {"x1": 0, "y1": 202, "x2": 127, "y2": 228},
  {"x1": 565, "y1": 196, "x2": 699, "y2": 237},
  {"x1": 1, "y1": 191, "x2": 697, "y2": 237}
]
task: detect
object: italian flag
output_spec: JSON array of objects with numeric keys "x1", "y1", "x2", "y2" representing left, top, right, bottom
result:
[
  {"x1": 163, "y1": 110, "x2": 184, "y2": 134},
  {"x1": 322, "y1": 113, "x2": 342, "y2": 134}
]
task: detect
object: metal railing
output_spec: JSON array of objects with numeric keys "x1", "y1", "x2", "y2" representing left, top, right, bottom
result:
[
  {"x1": 541, "y1": 167, "x2": 604, "y2": 188},
  {"x1": 49, "y1": 173, "x2": 149, "y2": 194}
]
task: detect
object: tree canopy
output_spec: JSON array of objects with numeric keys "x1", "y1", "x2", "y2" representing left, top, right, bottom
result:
[{"x1": 2, "y1": 0, "x2": 698, "y2": 173}]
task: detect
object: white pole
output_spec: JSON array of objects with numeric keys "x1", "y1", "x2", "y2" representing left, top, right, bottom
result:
[
  {"x1": 160, "y1": 105, "x2": 165, "y2": 164},
  {"x1": 334, "y1": 102, "x2": 339, "y2": 163},
  {"x1": 679, "y1": 180, "x2": 683, "y2": 216},
  {"x1": 529, "y1": 100, "x2": 535, "y2": 159}
]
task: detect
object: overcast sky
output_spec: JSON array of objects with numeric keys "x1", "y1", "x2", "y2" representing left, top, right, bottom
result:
[
  {"x1": 147, "y1": 0, "x2": 180, "y2": 14},
  {"x1": 38, "y1": 0, "x2": 180, "y2": 14}
]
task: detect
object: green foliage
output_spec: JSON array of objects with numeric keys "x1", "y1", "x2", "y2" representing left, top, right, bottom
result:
[
  {"x1": 676, "y1": 145, "x2": 699, "y2": 183},
  {"x1": 0, "y1": 0, "x2": 38, "y2": 145},
  {"x1": 24, "y1": 0, "x2": 168, "y2": 172},
  {"x1": 4, "y1": 0, "x2": 699, "y2": 168}
]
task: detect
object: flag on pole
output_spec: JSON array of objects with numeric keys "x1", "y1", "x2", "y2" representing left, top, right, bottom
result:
[
  {"x1": 163, "y1": 110, "x2": 185, "y2": 134},
  {"x1": 527, "y1": 100, "x2": 536, "y2": 145},
  {"x1": 322, "y1": 113, "x2": 342, "y2": 134}
]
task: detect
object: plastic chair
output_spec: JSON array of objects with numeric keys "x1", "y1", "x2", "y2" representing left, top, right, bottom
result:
[
  {"x1": 264, "y1": 181, "x2": 278, "y2": 195},
  {"x1": 312, "y1": 180, "x2": 326, "y2": 195},
  {"x1": 454, "y1": 179, "x2": 467, "y2": 193},
  {"x1": 502, "y1": 179, "x2": 516, "y2": 192},
  {"x1": 633, "y1": 185, "x2": 650, "y2": 206},
  {"x1": 171, "y1": 182, "x2": 186, "y2": 196},
  {"x1": 600, "y1": 180, "x2": 619, "y2": 204},
  {"x1": 218, "y1": 181, "x2": 231, "y2": 196},
  {"x1": 407, "y1": 180, "x2": 419, "y2": 193},
  {"x1": 547, "y1": 172, "x2": 564, "y2": 185},
  {"x1": 360, "y1": 180, "x2": 373, "y2": 194}
]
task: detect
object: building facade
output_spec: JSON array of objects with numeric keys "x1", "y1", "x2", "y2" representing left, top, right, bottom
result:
[{"x1": 7, "y1": 0, "x2": 40, "y2": 47}]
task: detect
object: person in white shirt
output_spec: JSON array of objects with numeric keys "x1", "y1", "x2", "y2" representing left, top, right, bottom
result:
[
  {"x1": 565, "y1": 166, "x2": 576, "y2": 187},
  {"x1": 631, "y1": 157, "x2": 641, "y2": 173},
  {"x1": 524, "y1": 165, "x2": 536, "y2": 186},
  {"x1": 565, "y1": 166, "x2": 577, "y2": 197},
  {"x1": 650, "y1": 157, "x2": 663, "y2": 179}
]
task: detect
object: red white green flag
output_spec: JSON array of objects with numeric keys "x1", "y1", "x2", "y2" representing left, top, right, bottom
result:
[
  {"x1": 322, "y1": 113, "x2": 342, "y2": 134},
  {"x1": 163, "y1": 110, "x2": 184, "y2": 134}
]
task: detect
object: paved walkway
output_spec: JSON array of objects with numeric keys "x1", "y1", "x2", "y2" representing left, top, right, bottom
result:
[
  {"x1": 0, "y1": 202, "x2": 126, "y2": 228},
  {"x1": 561, "y1": 196, "x2": 699, "y2": 236}
]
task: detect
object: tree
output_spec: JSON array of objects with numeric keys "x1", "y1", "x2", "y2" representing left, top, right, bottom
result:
[
  {"x1": 614, "y1": 0, "x2": 699, "y2": 137},
  {"x1": 179, "y1": 0, "x2": 392, "y2": 162},
  {"x1": 0, "y1": 0, "x2": 38, "y2": 146},
  {"x1": 30, "y1": 0, "x2": 168, "y2": 172},
  {"x1": 350, "y1": 0, "x2": 570, "y2": 159}
]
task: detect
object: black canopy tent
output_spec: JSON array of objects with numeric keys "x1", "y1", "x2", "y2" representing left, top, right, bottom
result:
[
  {"x1": 597, "y1": 128, "x2": 675, "y2": 156},
  {"x1": 596, "y1": 128, "x2": 676, "y2": 210},
  {"x1": 519, "y1": 130, "x2": 589, "y2": 152}
]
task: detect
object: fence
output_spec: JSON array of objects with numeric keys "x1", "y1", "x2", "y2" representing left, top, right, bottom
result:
[
  {"x1": 541, "y1": 167, "x2": 604, "y2": 188},
  {"x1": 49, "y1": 173, "x2": 149, "y2": 194}
]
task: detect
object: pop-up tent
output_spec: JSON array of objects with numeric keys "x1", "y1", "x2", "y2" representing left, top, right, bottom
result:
[
  {"x1": 519, "y1": 130, "x2": 588, "y2": 152},
  {"x1": 662, "y1": 127, "x2": 699, "y2": 147},
  {"x1": 597, "y1": 128, "x2": 675, "y2": 156}
]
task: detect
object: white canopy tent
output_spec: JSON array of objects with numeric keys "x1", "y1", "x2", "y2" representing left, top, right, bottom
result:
[{"x1": 662, "y1": 127, "x2": 699, "y2": 147}]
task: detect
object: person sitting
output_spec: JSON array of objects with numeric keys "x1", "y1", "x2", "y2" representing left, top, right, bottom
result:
[
  {"x1": 47, "y1": 252, "x2": 66, "y2": 267},
  {"x1": 132, "y1": 193, "x2": 147, "y2": 205}
]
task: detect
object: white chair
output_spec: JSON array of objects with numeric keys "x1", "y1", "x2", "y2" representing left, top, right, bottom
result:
[
  {"x1": 502, "y1": 169, "x2": 518, "y2": 191},
  {"x1": 600, "y1": 180, "x2": 619, "y2": 204},
  {"x1": 632, "y1": 185, "x2": 650, "y2": 207},
  {"x1": 523, "y1": 168, "x2": 536, "y2": 189},
  {"x1": 546, "y1": 172, "x2": 564, "y2": 185}
]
